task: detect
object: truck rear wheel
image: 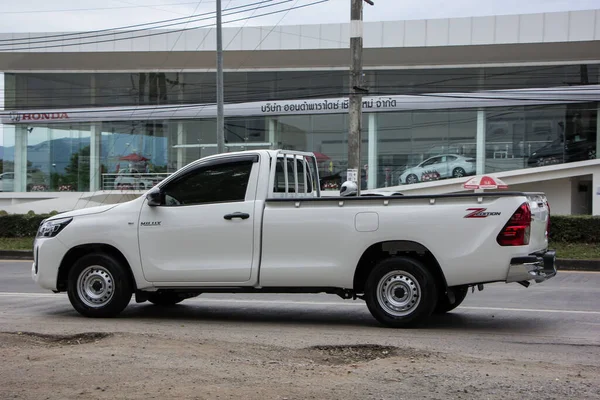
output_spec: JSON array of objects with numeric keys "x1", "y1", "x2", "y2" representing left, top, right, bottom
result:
[
  {"x1": 434, "y1": 285, "x2": 468, "y2": 314},
  {"x1": 364, "y1": 257, "x2": 438, "y2": 328},
  {"x1": 67, "y1": 253, "x2": 133, "y2": 318}
]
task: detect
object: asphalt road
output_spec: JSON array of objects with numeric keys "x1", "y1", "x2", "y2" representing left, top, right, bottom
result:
[{"x1": 1, "y1": 259, "x2": 599, "y2": 364}]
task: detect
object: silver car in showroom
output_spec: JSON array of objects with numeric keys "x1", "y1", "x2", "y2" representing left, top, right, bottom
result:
[{"x1": 398, "y1": 154, "x2": 475, "y2": 185}]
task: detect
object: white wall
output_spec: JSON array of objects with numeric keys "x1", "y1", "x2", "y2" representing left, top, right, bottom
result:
[
  {"x1": 1, "y1": 10, "x2": 599, "y2": 53},
  {"x1": 570, "y1": 176, "x2": 593, "y2": 215},
  {"x1": 509, "y1": 178, "x2": 574, "y2": 215}
]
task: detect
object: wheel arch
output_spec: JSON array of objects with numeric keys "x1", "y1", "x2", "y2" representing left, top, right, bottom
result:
[
  {"x1": 57, "y1": 243, "x2": 137, "y2": 292},
  {"x1": 353, "y1": 240, "x2": 448, "y2": 295}
]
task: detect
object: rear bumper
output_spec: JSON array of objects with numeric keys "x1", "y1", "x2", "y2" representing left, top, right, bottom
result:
[{"x1": 507, "y1": 250, "x2": 557, "y2": 283}]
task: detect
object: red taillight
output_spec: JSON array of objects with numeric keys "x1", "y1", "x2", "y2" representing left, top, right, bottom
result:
[{"x1": 497, "y1": 202, "x2": 532, "y2": 246}]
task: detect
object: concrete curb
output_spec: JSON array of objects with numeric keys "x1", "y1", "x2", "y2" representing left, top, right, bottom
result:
[
  {"x1": 1, "y1": 250, "x2": 599, "y2": 271},
  {"x1": 0, "y1": 250, "x2": 33, "y2": 260},
  {"x1": 556, "y1": 258, "x2": 600, "y2": 271}
]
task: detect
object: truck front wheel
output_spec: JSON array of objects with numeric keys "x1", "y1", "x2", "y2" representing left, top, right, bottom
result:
[
  {"x1": 364, "y1": 257, "x2": 438, "y2": 328},
  {"x1": 67, "y1": 253, "x2": 133, "y2": 318}
]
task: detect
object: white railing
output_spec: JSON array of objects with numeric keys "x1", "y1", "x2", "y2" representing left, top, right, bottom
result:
[{"x1": 101, "y1": 172, "x2": 171, "y2": 191}]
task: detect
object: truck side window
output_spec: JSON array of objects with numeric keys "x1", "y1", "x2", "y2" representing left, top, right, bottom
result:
[{"x1": 161, "y1": 160, "x2": 253, "y2": 206}]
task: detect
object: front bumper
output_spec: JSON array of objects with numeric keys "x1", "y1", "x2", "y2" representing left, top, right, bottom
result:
[
  {"x1": 31, "y1": 237, "x2": 68, "y2": 291},
  {"x1": 507, "y1": 250, "x2": 557, "y2": 284}
]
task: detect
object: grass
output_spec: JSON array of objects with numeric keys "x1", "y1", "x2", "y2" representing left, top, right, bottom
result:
[
  {"x1": 550, "y1": 242, "x2": 600, "y2": 260},
  {"x1": 0, "y1": 237, "x2": 34, "y2": 251},
  {"x1": 0, "y1": 237, "x2": 598, "y2": 260}
]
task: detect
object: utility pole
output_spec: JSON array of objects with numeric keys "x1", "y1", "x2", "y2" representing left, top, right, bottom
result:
[
  {"x1": 348, "y1": 0, "x2": 373, "y2": 195},
  {"x1": 216, "y1": 0, "x2": 225, "y2": 153}
]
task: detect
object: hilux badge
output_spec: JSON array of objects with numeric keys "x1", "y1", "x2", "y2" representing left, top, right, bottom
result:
[{"x1": 141, "y1": 221, "x2": 161, "y2": 226}]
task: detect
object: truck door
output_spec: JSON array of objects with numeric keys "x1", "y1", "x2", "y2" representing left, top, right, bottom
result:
[{"x1": 137, "y1": 154, "x2": 260, "y2": 283}]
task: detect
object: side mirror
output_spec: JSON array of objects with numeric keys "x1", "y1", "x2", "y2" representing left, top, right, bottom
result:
[{"x1": 146, "y1": 189, "x2": 163, "y2": 206}]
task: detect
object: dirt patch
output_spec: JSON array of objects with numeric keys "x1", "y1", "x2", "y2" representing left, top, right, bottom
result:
[
  {"x1": 3, "y1": 331, "x2": 112, "y2": 346},
  {"x1": 306, "y1": 344, "x2": 399, "y2": 364},
  {"x1": 0, "y1": 332, "x2": 598, "y2": 400}
]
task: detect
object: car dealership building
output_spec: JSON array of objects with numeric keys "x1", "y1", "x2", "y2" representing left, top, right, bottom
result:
[{"x1": 1, "y1": 8, "x2": 599, "y2": 215}]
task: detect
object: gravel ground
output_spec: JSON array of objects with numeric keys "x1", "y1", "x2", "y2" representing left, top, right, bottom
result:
[{"x1": 0, "y1": 331, "x2": 598, "y2": 400}]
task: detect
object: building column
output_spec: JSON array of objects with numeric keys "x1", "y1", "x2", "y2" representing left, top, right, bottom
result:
[
  {"x1": 176, "y1": 122, "x2": 186, "y2": 170},
  {"x1": 367, "y1": 113, "x2": 378, "y2": 189},
  {"x1": 90, "y1": 123, "x2": 101, "y2": 191},
  {"x1": 476, "y1": 109, "x2": 486, "y2": 175},
  {"x1": 267, "y1": 117, "x2": 277, "y2": 149},
  {"x1": 593, "y1": 171, "x2": 600, "y2": 216},
  {"x1": 14, "y1": 125, "x2": 28, "y2": 192},
  {"x1": 175, "y1": 75, "x2": 186, "y2": 170},
  {"x1": 596, "y1": 102, "x2": 600, "y2": 161}
]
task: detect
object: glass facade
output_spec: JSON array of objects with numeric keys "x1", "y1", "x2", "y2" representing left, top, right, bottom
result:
[
  {"x1": 5, "y1": 64, "x2": 599, "y2": 110},
  {"x1": 485, "y1": 103, "x2": 598, "y2": 172},
  {"x1": 376, "y1": 110, "x2": 478, "y2": 187},
  {"x1": 1, "y1": 64, "x2": 599, "y2": 193}
]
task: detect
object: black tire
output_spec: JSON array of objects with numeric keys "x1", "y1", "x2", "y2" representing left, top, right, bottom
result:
[
  {"x1": 452, "y1": 167, "x2": 466, "y2": 178},
  {"x1": 434, "y1": 285, "x2": 468, "y2": 314},
  {"x1": 364, "y1": 257, "x2": 438, "y2": 328},
  {"x1": 406, "y1": 174, "x2": 418, "y2": 184},
  {"x1": 67, "y1": 253, "x2": 133, "y2": 318},
  {"x1": 147, "y1": 292, "x2": 191, "y2": 306}
]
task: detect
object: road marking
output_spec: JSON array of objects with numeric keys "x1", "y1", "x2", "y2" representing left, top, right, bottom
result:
[
  {"x1": 1, "y1": 292, "x2": 599, "y2": 315},
  {"x1": 0, "y1": 292, "x2": 60, "y2": 298},
  {"x1": 458, "y1": 306, "x2": 600, "y2": 315}
]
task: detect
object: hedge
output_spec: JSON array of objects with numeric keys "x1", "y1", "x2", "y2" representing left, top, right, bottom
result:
[
  {"x1": 548, "y1": 215, "x2": 600, "y2": 244},
  {"x1": 0, "y1": 211, "x2": 598, "y2": 243},
  {"x1": 0, "y1": 211, "x2": 57, "y2": 238}
]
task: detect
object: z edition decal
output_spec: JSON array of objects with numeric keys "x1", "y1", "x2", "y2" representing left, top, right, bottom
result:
[{"x1": 464, "y1": 208, "x2": 502, "y2": 218}]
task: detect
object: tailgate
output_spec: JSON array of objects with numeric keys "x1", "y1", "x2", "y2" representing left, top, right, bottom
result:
[{"x1": 526, "y1": 193, "x2": 550, "y2": 251}]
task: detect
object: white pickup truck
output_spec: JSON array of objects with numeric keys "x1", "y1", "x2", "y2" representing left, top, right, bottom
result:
[{"x1": 32, "y1": 150, "x2": 556, "y2": 328}]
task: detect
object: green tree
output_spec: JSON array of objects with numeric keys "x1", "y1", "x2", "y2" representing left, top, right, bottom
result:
[{"x1": 61, "y1": 146, "x2": 91, "y2": 191}]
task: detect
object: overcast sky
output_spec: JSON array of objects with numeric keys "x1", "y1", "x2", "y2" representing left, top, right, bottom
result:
[{"x1": 0, "y1": 0, "x2": 599, "y2": 32}]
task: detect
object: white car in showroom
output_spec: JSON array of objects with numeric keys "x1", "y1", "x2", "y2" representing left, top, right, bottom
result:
[
  {"x1": 0, "y1": 172, "x2": 42, "y2": 191},
  {"x1": 399, "y1": 154, "x2": 475, "y2": 185}
]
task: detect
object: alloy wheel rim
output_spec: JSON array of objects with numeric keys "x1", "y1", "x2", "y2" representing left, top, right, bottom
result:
[{"x1": 77, "y1": 266, "x2": 115, "y2": 308}]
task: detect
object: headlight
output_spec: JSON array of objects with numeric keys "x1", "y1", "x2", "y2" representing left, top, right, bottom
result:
[{"x1": 37, "y1": 217, "x2": 73, "y2": 238}]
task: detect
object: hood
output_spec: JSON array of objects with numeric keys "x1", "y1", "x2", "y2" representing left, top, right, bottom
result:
[{"x1": 46, "y1": 203, "x2": 120, "y2": 221}]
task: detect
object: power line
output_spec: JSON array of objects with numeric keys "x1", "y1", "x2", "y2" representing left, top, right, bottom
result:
[
  {"x1": 82, "y1": 0, "x2": 328, "y2": 206},
  {"x1": 2, "y1": 88, "x2": 599, "y2": 120},
  {"x1": 0, "y1": 0, "x2": 290, "y2": 48},
  {"x1": 0, "y1": 0, "x2": 250, "y2": 14},
  {"x1": 0, "y1": 0, "x2": 276, "y2": 44},
  {"x1": 0, "y1": 1, "x2": 324, "y2": 52},
  {"x1": 3, "y1": 66, "x2": 597, "y2": 108},
  {"x1": 113, "y1": 0, "x2": 193, "y2": 16}
]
